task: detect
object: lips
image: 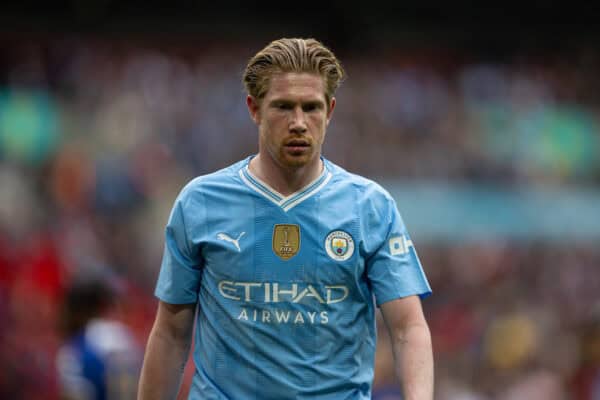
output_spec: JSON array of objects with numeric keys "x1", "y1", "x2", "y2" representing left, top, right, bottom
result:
[
  {"x1": 284, "y1": 139, "x2": 310, "y2": 155},
  {"x1": 285, "y1": 139, "x2": 310, "y2": 147}
]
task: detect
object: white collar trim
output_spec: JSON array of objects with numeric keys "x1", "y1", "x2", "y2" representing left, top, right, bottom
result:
[{"x1": 239, "y1": 163, "x2": 331, "y2": 212}]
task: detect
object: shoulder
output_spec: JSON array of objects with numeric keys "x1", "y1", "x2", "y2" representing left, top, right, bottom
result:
[
  {"x1": 325, "y1": 159, "x2": 395, "y2": 206},
  {"x1": 85, "y1": 318, "x2": 139, "y2": 358},
  {"x1": 176, "y1": 158, "x2": 248, "y2": 205}
]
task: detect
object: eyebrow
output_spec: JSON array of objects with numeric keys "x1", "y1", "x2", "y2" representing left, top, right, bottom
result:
[{"x1": 269, "y1": 99, "x2": 325, "y2": 108}]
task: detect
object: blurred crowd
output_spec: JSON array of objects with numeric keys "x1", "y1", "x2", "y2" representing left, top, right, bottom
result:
[
  {"x1": 375, "y1": 242, "x2": 600, "y2": 400},
  {"x1": 0, "y1": 37, "x2": 599, "y2": 399}
]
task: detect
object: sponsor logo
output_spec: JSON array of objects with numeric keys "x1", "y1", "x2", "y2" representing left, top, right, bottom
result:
[
  {"x1": 325, "y1": 230, "x2": 354, "y2": 261},
  {"x1": 217, "y1": 232, "x2": 246, "y2": 252},
  {"x1": 218, "y1": 281, "x2": 349, "y2": 304},
  {"x1": 237, "y1": 308, "x2": 329, "y2": 325},
  {"x1": 389, "y1": 235, "x2": 413, "y2": 256},
  {"x1": 272, "y1": 224, "x2": 300, "y2": 260},
  {"x1": 218, "y1": 281, "x2": 348, "y2": 326}
]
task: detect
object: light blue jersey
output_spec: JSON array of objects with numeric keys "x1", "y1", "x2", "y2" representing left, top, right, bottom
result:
[{"x1": 155, "y1": 157, "x2": 431, "y2": 400}]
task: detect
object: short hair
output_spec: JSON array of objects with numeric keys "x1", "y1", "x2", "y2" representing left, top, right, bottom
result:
[
  {"x1": 243, "y1": 38, "x2": 345, "y2": 107},
  {"x1": 59, "y1": 278, "x2": 115, "y2": 337}
]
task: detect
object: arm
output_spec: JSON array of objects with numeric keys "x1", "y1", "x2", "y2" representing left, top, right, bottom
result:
[
  {"x1": 138, "y1": 301, "x2": 196, "y2": 400},
  {"x1": 380, "y1": 295, "x2": 434, "y2": 400}
]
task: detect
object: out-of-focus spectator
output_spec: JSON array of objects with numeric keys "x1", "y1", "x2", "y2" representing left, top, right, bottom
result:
[{"x1": 55, "y1": 275, "x2": 141, "y2": 400}]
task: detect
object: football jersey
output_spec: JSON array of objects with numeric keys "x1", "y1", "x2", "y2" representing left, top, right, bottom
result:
[
  {"x1": 55, "y1": 319, "x2": 141, "y2": 400},
  {"x1": 155, "y1": 156, "x2": 431, "y2": 400}
]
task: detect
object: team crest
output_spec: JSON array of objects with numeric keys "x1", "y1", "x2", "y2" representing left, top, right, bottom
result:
[
  {"x1": 272, "y1": 224, "x2": 300, "y2": 260},
  {"x1": 325, "y1": 230, "x2": 355, "y2": 261}
]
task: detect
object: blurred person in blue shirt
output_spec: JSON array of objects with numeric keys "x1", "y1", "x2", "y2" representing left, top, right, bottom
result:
[
  {"x1": 56, "y1": 276, "x2": 141, "y2": 400},
  {"x1": 138, "y1": 38, "x2": 433, "y2": 400}
]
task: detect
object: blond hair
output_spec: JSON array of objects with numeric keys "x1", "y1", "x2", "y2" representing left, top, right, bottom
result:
[{"x1": 243, "y1": 38, "x2": 345, "y2": 107}]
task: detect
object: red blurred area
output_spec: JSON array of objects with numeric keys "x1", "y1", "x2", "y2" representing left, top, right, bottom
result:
[{"x1": 0, "y1": 36, "x2": 599, "y2": 400}]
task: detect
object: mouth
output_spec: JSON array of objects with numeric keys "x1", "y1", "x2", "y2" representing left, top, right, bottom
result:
[{"x1": 284, "y1": 139, "x2": 311, "y2": 154}]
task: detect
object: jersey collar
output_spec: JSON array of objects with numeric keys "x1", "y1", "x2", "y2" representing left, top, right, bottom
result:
[{"x1": 239, "y1": 157, "x2": 332, "y2": 212}]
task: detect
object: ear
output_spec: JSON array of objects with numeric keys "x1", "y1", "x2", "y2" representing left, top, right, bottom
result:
[
  {"x1": 326, "y1": 97, "x2": 336, "y2": 125},
  {"x1": 247, "y1": 95, "x2": 261, "y2": 125}
]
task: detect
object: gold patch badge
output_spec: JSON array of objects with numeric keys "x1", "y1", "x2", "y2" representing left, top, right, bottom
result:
[{"x1": 272, "y1": 224, "x2": 300, "y2": 260}]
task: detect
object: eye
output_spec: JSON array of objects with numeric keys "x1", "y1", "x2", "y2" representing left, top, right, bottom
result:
[
  {"x1": 274, "y1": 102, "x2": 292, "y2": 110},
  {"x1": 303, "y1": 102, "x2": 322, "y2": 112}
]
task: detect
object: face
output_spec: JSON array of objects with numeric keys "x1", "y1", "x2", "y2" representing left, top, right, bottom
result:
[{"x1": 247, "y1": 72, "x2": 335, "y2": 170}]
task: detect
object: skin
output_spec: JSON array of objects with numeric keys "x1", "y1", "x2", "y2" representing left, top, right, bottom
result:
[
  {"x1": 246, "y1": 72, "x2": 335, "y2": 196},
  {"x1": 137, "y1": 302, "x2": 195, "y2": 400},
  {"x1": 381, "y1": 296, "x2": 434, "y2": 400},
  {"x1": 138, "y1": 71, "x2": 433, "y2": 400}
]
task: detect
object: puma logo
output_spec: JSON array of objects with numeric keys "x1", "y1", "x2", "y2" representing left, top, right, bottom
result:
[{"x1": 217, "y1": 232, "x2": 246, "y2": 252}]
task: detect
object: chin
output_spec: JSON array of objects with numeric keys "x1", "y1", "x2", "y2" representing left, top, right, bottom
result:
[
  {"x1": 282, "y1": 159, "x2": 309, "y2": 169},
  {"x1": 280, "y1": 155, "x2": 311, "y2": 169}
]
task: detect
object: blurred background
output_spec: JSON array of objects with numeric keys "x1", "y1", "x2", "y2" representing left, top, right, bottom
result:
[{"x1": 1, "y1": 2, "x2": 599, "y2": 399}]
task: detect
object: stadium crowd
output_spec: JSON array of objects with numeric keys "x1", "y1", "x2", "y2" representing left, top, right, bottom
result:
[{"x1": 0, "y1": 38, "x2": 598, "y2": 399}]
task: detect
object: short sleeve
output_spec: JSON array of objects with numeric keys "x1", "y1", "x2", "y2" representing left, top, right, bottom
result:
[
  {"x1": 154, "y1": 189, "x2": 203, "y2": 304},
  {"x1": 364, "y1": 189, "x2": 431, "y2": 306}
]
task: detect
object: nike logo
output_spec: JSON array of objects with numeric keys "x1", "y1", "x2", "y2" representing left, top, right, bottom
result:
[{"x1": 217, "y1": 232, "x2": 246, "y2": 252}]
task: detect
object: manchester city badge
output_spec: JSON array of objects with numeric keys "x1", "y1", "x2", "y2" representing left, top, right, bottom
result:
[{"x1": 325, "y1": 230, "x2": 355, "y2": 261}]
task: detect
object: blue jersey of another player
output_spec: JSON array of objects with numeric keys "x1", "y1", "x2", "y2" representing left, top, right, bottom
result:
[
  {"x1": 55, "y1": 319, "x2": 141, "y2": 400},
  {"x1": 155, "y1": 156, "x2": 431, "y2": 400}
]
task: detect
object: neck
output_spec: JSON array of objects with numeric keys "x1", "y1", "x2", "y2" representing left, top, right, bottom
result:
[{"x1": 249, "y1": 154, "x2": 323, "y2": 196}]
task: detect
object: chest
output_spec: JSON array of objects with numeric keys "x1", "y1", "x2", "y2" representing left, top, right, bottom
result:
[{"x1": 196, "y1": 192, "x2": 364, "y2": 286}]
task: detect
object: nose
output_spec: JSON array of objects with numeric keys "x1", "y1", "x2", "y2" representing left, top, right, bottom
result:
[{"x1": 289, "y1": 106, "x2": 307, "y2": 134}]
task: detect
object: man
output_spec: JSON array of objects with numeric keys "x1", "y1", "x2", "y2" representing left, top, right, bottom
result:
[
  {"x1": 138, "y1": 38, "x2": 433, "y2": 400},
  {"x1": 57, "y1": 276, "x2": 141, "y2": 400}
]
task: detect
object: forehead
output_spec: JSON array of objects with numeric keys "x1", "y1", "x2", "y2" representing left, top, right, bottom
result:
[{"x1": 265, "y1": 72, "x2": 326, "y2": 101}]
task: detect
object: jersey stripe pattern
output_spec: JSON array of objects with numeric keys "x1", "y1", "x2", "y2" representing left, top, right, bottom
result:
[{"x1": 155, "y1": 156, "x2": 431, "y2": 400}]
